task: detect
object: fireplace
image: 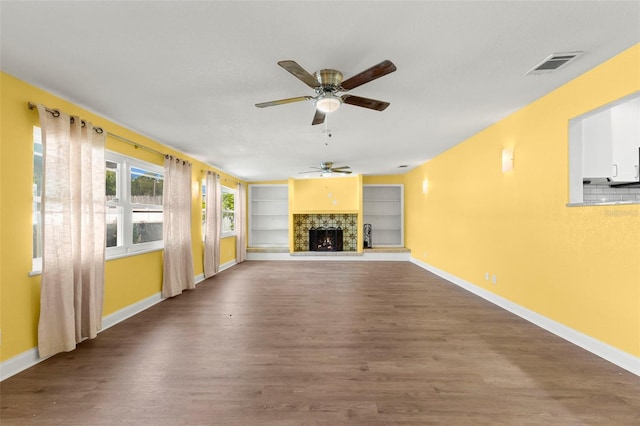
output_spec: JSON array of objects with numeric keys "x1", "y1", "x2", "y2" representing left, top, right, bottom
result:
[
  {"x1": 293, "y1": 213, "x2": 357, "y2": 252},
  {"x1": 309, "y1": 227, "x2": 343, "y2": 252}
]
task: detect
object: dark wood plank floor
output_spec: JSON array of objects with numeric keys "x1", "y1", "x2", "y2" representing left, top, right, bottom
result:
[{"x1": 2, "y1": 261, "x2": 639, "y2": 425}]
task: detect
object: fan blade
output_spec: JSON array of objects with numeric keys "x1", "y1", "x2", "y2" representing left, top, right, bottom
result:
[
  {"x1": 340, "y1": 60, "x2": 396, "y2": 91},
  {"x1": 331, "y1": 166, "x2": 351, "y2": 170},
  {"x1": 332, "y1": 169, "x2": 352, "y2": 174},
  {"x1": 255, "y1": 96, "x2": 312, "y2": 108},
  {"x1": 312, "y1": 109, "x2": 326, "y2": 125},
  {"x1": 278, "y1": 60, "x2": 320, "y2": 89},
  {"x1": 342, "y1": 95, "x2": 390, "y2": 111},
  {"x1": 298, "y1": 170, "x2": 322, "y2": 174}
]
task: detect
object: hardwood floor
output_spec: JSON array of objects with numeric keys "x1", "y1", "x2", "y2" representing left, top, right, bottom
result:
[{"x1": 2, "y1": 261, "x2": 639, "y2": 425}]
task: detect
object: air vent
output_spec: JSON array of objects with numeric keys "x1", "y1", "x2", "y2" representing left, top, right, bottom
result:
[{"x1": 525, "y1": 52, "x2": 583, "y2": 75}]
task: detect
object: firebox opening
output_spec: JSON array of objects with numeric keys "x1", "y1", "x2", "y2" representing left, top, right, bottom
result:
[{"x1": 309, "y1": 227, "x2": 343, "y2": 252}]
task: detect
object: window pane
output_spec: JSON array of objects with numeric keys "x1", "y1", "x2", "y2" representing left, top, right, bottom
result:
[
  {"x1": 222, "y1": 212, "x2": 235, "y2": 233},
  {"x1": 132, "y1": 208, "x2": 163, "y2": 244},
  {"x1": 106, "y1": 160, "x2": 118, "y2": 200},
  {"x1": 106, "y1": 205, "x2": 121, "y2": 248},
  {"x1": 33, "y1": 127, "x2": 43, "y2": 263},
  {"x1": 222, "y1": 191, "x2": 234, "y2": 211},
  {"x1": 131, "y1": 167, "x2": 163, "y2": 205},
  {"x1": 32, "y1": 201, "x2": 42, "y2": 258}
]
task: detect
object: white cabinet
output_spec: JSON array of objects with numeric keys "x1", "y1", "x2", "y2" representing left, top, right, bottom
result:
[
  {"x1": 249, "y1": 184, "x2": 289, "y2": 248},
  {"x1": 582, "y1": 94, "x2": 640, "y2": 182},
  {"x1": 610, "y1": 96, "x2": 640, "y2": 182},
  {"x1": 363, "y1": 185, "x2": 404, "y2": 247}
]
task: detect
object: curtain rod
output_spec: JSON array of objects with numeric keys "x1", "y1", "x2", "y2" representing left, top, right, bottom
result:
[{"x1": 28, "y1": 101, "x2": 166, "y2": 158}]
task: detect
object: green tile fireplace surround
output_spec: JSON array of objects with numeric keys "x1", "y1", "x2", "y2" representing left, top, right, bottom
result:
[{"x1": 293, "y1": 213, "x2": 358, "y2": 252}]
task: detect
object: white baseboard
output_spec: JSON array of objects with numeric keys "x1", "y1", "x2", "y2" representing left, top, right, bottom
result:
[
  {"x1": 246, "y1": 252, "x2": 410, "y2": 261},
  {"x1": 410, "y1": 257, "x2": 640, "y2": 377},
  {"x1": 219, "y1": 260, "x2": 236, "y2": 272},
  {"x1": 362, "y1": 251, "x2": 410, "y2": 261},
  {"x1": 1, "y1": 269, "x2": 229, "y2": 382},
  {"x1": 102, "y1": 292, "x2": 164, "y2": 331},
  {"x1": 247, "y1": 252, "x2": 291, "y2": 261},
  {"x1": 0, "y1": 347, "x2": 42, "y2": 382}
]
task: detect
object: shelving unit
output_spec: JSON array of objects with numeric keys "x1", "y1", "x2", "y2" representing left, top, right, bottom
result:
[
  {"x1": 363, "y1": 185, "x2": 404, "y2": 247},
  {"x1": 248, "y1": 184, "x2": 289, "y2": 248}
]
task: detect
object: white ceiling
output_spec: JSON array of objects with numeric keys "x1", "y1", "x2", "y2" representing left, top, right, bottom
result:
[{"x1": 2, "y1": 1, "x2": 639, "y2": 181}]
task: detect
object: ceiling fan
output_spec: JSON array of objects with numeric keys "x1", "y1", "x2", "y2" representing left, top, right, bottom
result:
[
  {"x1": 299, "y1": 162, "x2": 352, "y2": 175},
  {"x1": 256, "y1": 60, "x2": 396, "y2": 125}
]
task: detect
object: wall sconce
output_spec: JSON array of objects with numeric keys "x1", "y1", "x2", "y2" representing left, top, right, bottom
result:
[
  {"x1": 502, "y1": 148, "x2": 514, "y2": 173},
  {"x1": 422, "y1": 178, "x2": 429, "y2": 195}
]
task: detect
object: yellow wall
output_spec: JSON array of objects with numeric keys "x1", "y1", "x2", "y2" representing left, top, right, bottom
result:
[
  {"x1": 0, "y1": 72, "x2": 242, "y2": 362},
  {"x1": 363, "y1": 174, "x2": 405, "y2": 185},
  {"x1": 404, "y1": 44, "x2": 640, "y2": 357},
  {"x1": 290, "y1": 175, "x2": 363, "y2": 213}
]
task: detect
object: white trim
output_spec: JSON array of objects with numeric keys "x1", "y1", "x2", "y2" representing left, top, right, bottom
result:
[
  {"x1": 245, "y1": 252, "x2": 410, "y2": 261},
  {"x1": 219, "y1": 260, "x2": 236, "y2": 272},
  {"x1": 0, "y1": 348, "x2": 43, "y2": 382},
  {"x1": 220, "y1": 186, "x2": 237, "y2": 238},
  {"x1": 362, "y1": 251, "x2": 410, "y2": 261},
  {"x1": 410, "y1": 257, "x2": 640, "y2": 377},
  {"x1": 2, "y1": 270, "x2": 222, "y2": 382},
  {"x1": 1, "y1": 292, "x2": 166, "y2": 382},
  {"x1": 101, "y1": 292, "x2": 164, "y2": 331},
  {"x1": 247, "y1": 251, "x2": 292, "y2": 261}
]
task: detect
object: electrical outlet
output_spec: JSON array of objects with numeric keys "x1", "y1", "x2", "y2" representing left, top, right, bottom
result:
[
  {"x1": 492, "y1": 275, "x2": 497, "y2": 285},
  {"x1": 485, "y1": 272, "x2": 489, "y2": 281}
]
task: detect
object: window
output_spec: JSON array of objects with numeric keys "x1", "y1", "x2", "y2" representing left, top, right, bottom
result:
[
  {"x1": 32, "y1": 127, "x2": 43, "y2": 272},
  {"x1": 31, "y1": 133, "x2": 164, "y2": 272},
  {"x1": 221, "y1": 186, "x2": 236, "y2": 237},
  {"x1": 106, "y1": 151, "x2": 164, "y2": 258}
]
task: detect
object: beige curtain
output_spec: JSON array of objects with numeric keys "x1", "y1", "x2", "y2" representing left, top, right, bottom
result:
[
  {"x1": 236, "y1": 182, "x2": 247, "y2": 263},
  {"x1": 203, "y1": 172, "x2": 222, "y2": 277},
  {"x1": 162, "y1": 156, "x2": 195, "y2": 297},
  {"x1": 36, "y1": 105, "x2": 106, "y2": 358}
]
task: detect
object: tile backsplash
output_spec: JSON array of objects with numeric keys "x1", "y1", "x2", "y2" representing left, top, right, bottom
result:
[{"x1": 582, "y1": 184, "x2": 640, "y2": 203}]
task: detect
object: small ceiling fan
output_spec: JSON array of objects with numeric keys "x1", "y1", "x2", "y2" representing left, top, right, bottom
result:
[
  {"x1": 256, "y1": 60, "x2": 396, "y2": 125},
  {"x1": 299, "y1": 162, "x2": 352, "y2": 175}
]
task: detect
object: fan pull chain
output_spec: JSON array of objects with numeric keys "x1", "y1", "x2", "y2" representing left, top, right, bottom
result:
[{"x1": 324, "y1": 116, "x2": 330, "y2": 146}]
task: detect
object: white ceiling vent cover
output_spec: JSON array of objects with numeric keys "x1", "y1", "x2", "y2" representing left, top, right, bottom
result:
[{"x1": 525, "y1": 52, "x2": 583, "y2": 75}]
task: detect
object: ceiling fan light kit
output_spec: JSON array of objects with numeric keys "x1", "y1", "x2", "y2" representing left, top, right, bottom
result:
[
  {"x1": 315, "y1": 93, "x2": 342, "y2": 113},
  {"x1": 256, "y1": 59, "x2": 396, "y2": 125}
]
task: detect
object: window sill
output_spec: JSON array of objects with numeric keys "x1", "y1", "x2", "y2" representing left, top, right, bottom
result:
[
  {"x1": 221, "y1": 234, "x2": 237, "y2": 239},
  {"x1": 107, "y1": 247, "x2": 163, "y2": 261}
]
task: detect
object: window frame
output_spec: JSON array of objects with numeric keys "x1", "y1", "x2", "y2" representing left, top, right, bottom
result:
[
  {"x1": 221, "y1": 185, "x2": 236, "y2": 238},
  {"x1": 32, "y1": 126, "x2": 43, "y2": 273},
  {"x1": 105, "y1": 150, "x2": 164, "y2": 259}
]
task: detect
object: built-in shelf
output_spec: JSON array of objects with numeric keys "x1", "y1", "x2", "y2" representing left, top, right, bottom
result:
[
  {"x1": 363, "y1": 185, "x2": 404, "y2": 247},
  {"x1": 249, "y1": 184, "x2": 289, "y2": 248}
]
